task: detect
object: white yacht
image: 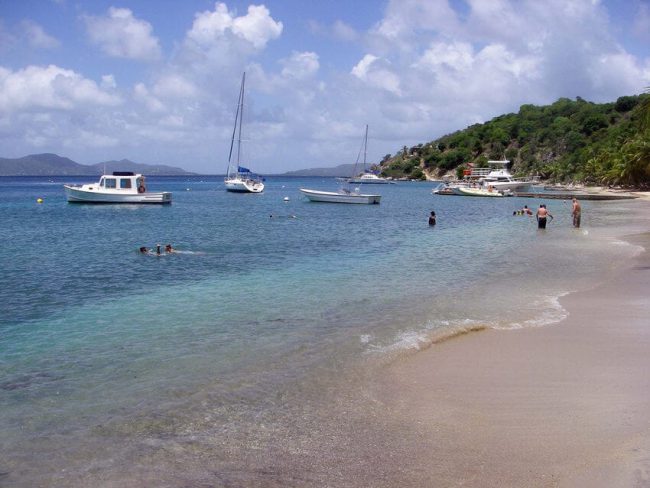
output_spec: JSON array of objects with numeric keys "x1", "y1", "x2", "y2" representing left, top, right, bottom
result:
[
  {"x1": 348, "y1": 172, "x2": 391, "y2": 184},
  {"x1": 470, "y1": 160, "x2": 534, "y2": 191},
  {"x1": 63, "y1": 172, "x2": 172, "y2": 204},
  {"x1": 224, "y1": 72, "x2": 265, "y2": 193}
]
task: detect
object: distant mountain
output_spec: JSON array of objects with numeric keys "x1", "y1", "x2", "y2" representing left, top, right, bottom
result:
[
  {"x1": 281, "y1": 163, "x2": 357, "y2": 177},
  {"x1": 90, "y1": 158, "x2": 193, "y2": 176},
  {"x1": 0, "y1": 153, "x2": 195, "y2": 176}
]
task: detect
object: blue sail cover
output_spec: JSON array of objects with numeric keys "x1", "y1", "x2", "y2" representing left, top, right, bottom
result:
[{"x1": 238, "y1": 166, "x2": 251, "y2": 173}]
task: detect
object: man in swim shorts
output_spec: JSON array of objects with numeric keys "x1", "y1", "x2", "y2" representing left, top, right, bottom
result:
[
  {"x1": 536, "y1": 204, "x2": 553, "y2": 229},
  {"x1": 571, "y1": 197, "x2": 581, "y2": 228}
]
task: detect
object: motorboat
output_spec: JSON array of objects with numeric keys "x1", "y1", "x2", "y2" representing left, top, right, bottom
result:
[
  {"x1": 468, "y1": 159, "x2": 534, "y2": 191},
  {"x1": 348, "y1": 172, "x2": 391, "y2": 184},
  {"x1": 432, "y1": 181, "x2": 467, "y2": 195},
  {"x1": 300, "y1": 187, "x2": 381, "y2": 204},
  {"x1": 224, "y1": 72, "x2": 264, "y2": 193},
  {"x1": 300, "y1": 125, "x2": 382, "y2": 205},
  {"x1": 63, "y1": 172, "x2": 172, "y2": 204},
  {"x1": 454, "y1": 186, "x2": 512, "y2": 197},
  {"x1": 432, "y1": 185, "x2": 457, "y2": 195}
]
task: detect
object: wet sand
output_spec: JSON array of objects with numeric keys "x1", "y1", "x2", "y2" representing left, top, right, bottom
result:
[{"x1": 377, "y1": 232, "x2": 650, "y2": 487}]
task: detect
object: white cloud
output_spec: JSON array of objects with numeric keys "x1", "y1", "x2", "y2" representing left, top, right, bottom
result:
[
  {"x1": 416, "y1": 41, "x2": 475, "y2": 72},
  {"x1": 20, "y1": 20, "x2": 60, "y2": 49},
  {"x1": 63, "y1": 129, "x2": 119, "y2": 148},
  {"x1": 633, "y1": 3, "x2": 650, "y2": 42},
  {"x1": 187, "y1": 3, "x2": 282, "y2": 49},
  {"x1": 83, "y1": 7, "x2": 161, "y2": 61},
  {"x1": 101, "y1": 74, "x2": 117, "y2": 89},
  {"x1": 133, "y1": 83, "x2": 165, "y2": 113},
  {"x1": 152, "y1": 74, "x2": 197, "y2": 99},
  {"x1": 352, "y1": 54, "x2": 401, "y2": 95},
  {"x1": 309, "y1": 20, "x2": 358, "y2": 42},
  {"x1": 281, "y1": 51, "x2": 319, "y2": 79},
  {"x1": 0, "y1": 64, "x2": 121, "y2": 111},
  {"x1": 372, "y1": 0, "x2": 459, "y2": 45},
  {"x1": 332, "y1": 20, "x2": 358, "y2": 42},
  {"x1": 351, "y1": 54, "x2": 379, "y2": 79}
]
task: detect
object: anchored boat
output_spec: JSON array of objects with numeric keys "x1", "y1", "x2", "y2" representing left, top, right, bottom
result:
[
  {"x1": 63, "y1": 172, "x2": 172, "y2": 204},
  {"x1": 300, "y1": 125, "x2": 381, "y2": 204}
]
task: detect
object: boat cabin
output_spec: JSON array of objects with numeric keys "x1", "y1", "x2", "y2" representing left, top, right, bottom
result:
[{"x1": 97, "y1": 172, "x2": 146, "y2": 193}]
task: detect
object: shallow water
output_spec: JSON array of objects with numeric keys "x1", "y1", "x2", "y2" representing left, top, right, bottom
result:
[{"x1": 0, "y1": 176, "x2": 647, "y2": 486}]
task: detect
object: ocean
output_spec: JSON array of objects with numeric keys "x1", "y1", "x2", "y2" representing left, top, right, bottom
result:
[{"x1": 0, "y1": 175, "x2": 646, "y2": 486}]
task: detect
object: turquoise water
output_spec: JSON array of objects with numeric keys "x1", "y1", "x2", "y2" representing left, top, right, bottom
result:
[{"x1": 0, "y1": 176, "x2": 647, "y2": 486}]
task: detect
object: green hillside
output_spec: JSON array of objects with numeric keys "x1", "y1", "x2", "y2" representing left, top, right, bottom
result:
[{"x1": 379, "y1": 93, "x2": 650, "y2": 187}]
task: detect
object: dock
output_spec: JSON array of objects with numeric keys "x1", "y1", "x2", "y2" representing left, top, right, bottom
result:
[{"x1": 513, "y1": 192, "x2": 637, "y2": 201}]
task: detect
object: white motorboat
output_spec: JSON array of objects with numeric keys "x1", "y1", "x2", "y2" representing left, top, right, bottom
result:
[
  {"x1": 348, "y1": 172, "x2": 391, "y2": 184},
  {"x1": 469, "y1": 159, "x2": 534, "y2": 191},
  {"x1": 224, "y1": 72, "x2": 264, "y2": 193},
  {"x1": 301, "y1": 125, "x2": 382, "y2": 205},
  {"x1": 63, "y1": 172, "x2": 172, "y2": 204},
  {"x1": 454, "y1": 186, "x2": 512, "y2": 197},
  {"x1": 299, "y1": 188, "x2": 381, "y2": 204}
]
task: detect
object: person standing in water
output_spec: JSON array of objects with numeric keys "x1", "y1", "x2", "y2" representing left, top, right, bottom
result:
[
  {"x1": 571, "y1": 197, "x2": 582, "y2": 228},
  {"x1": 428, "y1": 211, "x2": 436, "y2": 226},
  {"x1": 536, "y1": 204, "x2": 553, "y2": 229}
]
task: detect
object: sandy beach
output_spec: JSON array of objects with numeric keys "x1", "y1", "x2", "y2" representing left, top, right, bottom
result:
[{"x1": 376, "y1": 230, "x2": 650, "y2": 487}]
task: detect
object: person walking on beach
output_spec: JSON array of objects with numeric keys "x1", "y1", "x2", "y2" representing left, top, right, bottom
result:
[
  {"x1": 429, "y1": 211, "x2": 436, "y2": 226},
  {"x1": 536, "y1": 204, "x2": 553, "y2": 229},
  {"x1": 571, "y1": 197, "x2": 581, "y2": 228}
]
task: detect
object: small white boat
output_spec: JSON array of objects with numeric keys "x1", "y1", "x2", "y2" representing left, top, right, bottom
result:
[
  {"x1": 301, "y1": 125, "x2": 382, "y2": 205},
  {"x1": 300, "y1": 188, "x2": 381, "y2": 204},
  {"x1": 224, "y1": 72, "x2": 264, "y2": 194},
  {"x1": 63, "y1": 172, "x2": 172, "y2": 204},
  {"x1": 454, "y1": 186, "x2": 512, "y2": 197}
]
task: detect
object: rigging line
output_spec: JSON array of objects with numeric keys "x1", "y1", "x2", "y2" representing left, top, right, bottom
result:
[
  {"x1": 227, "y1": 73, "x2": 245, "y2": 166},
  {"x1": 237, "y1": 72, "x2": 246, "y2": 167}
]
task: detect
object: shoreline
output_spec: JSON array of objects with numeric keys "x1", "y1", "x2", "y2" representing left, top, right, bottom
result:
[{"x1": 375, "y1": 230, "x2": 650, "y2": 486}]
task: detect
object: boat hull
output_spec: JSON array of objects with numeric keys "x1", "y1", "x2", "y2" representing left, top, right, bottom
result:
[
  {"x1": 63, "y1": 185, "x2": 172, "y2": 204},
  {"x1": 348, "y1": 177, "x2": 390, "y2": 184},
  {"x1": 300, "y1": 188, "x2": 381, "y2": 204},
  {"x1": 454, "y1": 187, "x2": 506, "y2": 197},
  {"x1": 483, "y1": 181, "x2": 533, "y2": 191},
  {"x1": 225, "y1": 177, "x2": 264, "y2": 193}
]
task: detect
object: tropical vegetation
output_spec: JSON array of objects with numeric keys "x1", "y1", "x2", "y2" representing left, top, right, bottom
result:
[{"x1": 378, "y1": 91, "x2": 650, "y2": 188}]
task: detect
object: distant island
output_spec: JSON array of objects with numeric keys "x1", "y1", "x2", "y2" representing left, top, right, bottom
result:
[
  {"x1": 279, "y1": 163, "x2": 357, "y2": 177},
  {"x1": 0, "y1": 153, "x2": 195, "y2": 176}
]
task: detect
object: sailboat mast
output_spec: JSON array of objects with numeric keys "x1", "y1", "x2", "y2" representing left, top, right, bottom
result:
[
  {"x1": 227, "y1": 74, "x2": 245, "y2": 177},
  {"x1": 237, "y1": 72, "x2": 245, "y2": 171},
  {"x1": 363, "y1": 124, "x2": 368, "y2": 170}
]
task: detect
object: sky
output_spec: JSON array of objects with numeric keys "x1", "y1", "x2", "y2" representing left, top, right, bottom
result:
[{"x1": 1, "y1": 0, "x2": 649, "y2": 174}]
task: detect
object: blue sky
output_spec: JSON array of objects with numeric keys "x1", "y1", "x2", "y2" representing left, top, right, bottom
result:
[{"x1": 1, "y1": 0, "x2": 649, "y2": 174}]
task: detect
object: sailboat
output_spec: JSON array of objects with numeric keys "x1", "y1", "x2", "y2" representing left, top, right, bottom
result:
[
  {"x1": 300, "y1": 125, "x2": 381, "y2": 204},
  {"x1": 348, "y1": 125, "x2": 390, "y2": 184},
  {"x1": 224, "y1": 72, "x2": 265, "y2": 193}
]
